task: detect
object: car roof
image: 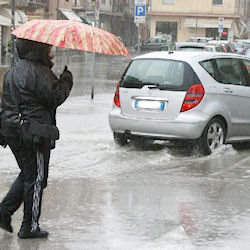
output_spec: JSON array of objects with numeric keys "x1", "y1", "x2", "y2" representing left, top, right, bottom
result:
[
  {"x1": 205, "y1": 43, "x2": 222, "y2": 47},
  {"x1": 175, "y1": 42, "x2": 205, "y2": 47},
  {"x1": 208, "y1": 40, "x2": 229, "y2": 44},
  {"x1": 235, "y1": 39, "x2": 250, "y2": 43},
  {"x1": 190, "y1": 37, "x2": 213, "y2": 40},
  {"x1": 133, "y1": 51, "x2": 248, "y2": 63}
]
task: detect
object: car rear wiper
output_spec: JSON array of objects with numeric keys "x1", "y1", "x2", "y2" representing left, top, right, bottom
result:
[
  {"x1": 138, "y1": 82, "x2": 182, "y2": 90},
  {"x1": 138, "y1": 82, "x2": 162, "y2": 88}
]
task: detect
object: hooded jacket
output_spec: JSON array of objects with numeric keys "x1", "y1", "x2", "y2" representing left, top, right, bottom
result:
[{"x1": 1, "y1": 39, "x2": 73, "y2": 137}]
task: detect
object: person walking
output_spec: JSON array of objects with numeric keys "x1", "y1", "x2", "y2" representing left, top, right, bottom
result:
[{"x1": 0, "y1": 38, "x2": 73, "y2": 239}]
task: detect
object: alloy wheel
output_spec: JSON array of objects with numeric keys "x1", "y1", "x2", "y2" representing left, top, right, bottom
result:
[{"x1": 206, "y1": 122, "x2": 224, "y2": 152}]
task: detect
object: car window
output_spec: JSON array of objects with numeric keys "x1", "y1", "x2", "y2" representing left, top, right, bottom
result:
[
  {"x1": 215, "y1": 58, "x2": 247, "y2": 85},
  {"x1": 244, "y1": 60, "x2": 250, "y2": 72},
  {"x1": 121, "y1": 59, "x2": 200, "y2": 91},
  {"x1": 205, "y1": 47, "x2": 213, "y2": 52},
  {"x1": 199, "y1": 39, "x2": 208, "y2": 43},
  {"x1": 243, "y1": 43, "x2": 250, "y2": 49},
  {"x1": 223, "y1": 44, "x2": 230, "y2": 52},
  {"x1": 215, "y1": 46, "x2": 224, "y2": 52},
  {"x1": 179, "y1": 46, "x2": 204, "y2": 51},
  {"x1": 234, "y1": 43, "x2": 244, "y2": 48},
  {"x1": 242, "y1": 60, "x2": 250, "y2": 85},
  {"x1": 200, "y1": 60, "x2": 215, "y2": 78}
]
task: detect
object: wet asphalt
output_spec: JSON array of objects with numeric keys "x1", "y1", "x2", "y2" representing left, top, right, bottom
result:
[{"x1": 1, "y1": 49, "x2": 250, "y2": 250}]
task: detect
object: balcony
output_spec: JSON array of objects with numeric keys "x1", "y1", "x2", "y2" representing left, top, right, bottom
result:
[
  {"x1": 113, "y1": 3, "x2": 134, "y2": 17},
  {"x1": 8, "y1": 0, "x2": 29, "y2": 8}
]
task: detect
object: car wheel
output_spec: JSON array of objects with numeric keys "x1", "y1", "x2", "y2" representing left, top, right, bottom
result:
[
  {"x1": 197, "y1": 118, "x2": 226, "y2": 155},
  {"x1": 113, "y1": 132, "x2": 127, "y2": 146}
]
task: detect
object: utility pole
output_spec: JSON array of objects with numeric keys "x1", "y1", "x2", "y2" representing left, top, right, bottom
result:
[
  {"x1": 148, "y1": 0, "x2": 151, "y2": 39},
  {"x1": 57, "y1": 0, "x2": 60, "y2": 20},
  {"x1": 137, "y1": 23, "x2": 140, "y2": 53},
  {"x1": 11, "y1": 0, "x2": 15, "y2": 67},
  {"x1": 91, "y1": 0, "x2": 100, "y2": 100}
]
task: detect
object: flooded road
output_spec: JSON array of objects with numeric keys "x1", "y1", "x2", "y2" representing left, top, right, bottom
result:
[
  {"x1": 1, "y1": 50, "x2": 250, "y2": 249},
  {"x1": 1, "y1": 94, "x2": 250, "y2": 250}
]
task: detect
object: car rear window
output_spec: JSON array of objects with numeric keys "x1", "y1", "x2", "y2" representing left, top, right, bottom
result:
[
  {"x1": 121, "y1": 59, "x2": 200, "y2": 91},
  {"x1": 179, "y1": 47, "x2": 205, "y2": 51}
]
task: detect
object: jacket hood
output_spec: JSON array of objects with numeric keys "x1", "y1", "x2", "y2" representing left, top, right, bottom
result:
[{"x1": 16, "y1": 38, "x2": 54, "y2": 68}]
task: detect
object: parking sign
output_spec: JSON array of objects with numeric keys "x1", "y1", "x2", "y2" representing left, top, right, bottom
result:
[
  {"x1": 136, "y1": 5, "x2": 146, "y2": 16},
  {"x1": 134, "y1": 0, "x2": 146, "y2": 24},
  {"x1": 134, "y1": 4, "x2": 146, "y2": 23},
  {"x1": 218, "y1": 17, "x2": 224, "y2": 33}
]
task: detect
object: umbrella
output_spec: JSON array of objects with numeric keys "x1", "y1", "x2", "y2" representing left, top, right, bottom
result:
[
  {"x1": 12, "y1": 19, "x2": 131, "y2": 99},
  {"x1": 11, "y1": 19, "x2": 130, "y2": 57}
]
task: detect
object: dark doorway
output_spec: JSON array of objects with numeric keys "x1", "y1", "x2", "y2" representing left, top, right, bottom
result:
[
  {"x1": 156, "y1": 22, "x2": 178, "y2": 42},
  {"x1": 206, "y1": 28, "x2": 228, "y2": 40}
]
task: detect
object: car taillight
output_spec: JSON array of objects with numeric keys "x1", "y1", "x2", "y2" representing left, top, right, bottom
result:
[
  {"x1": 181, "y1": 83, "x2": 204, "y2": 112},
  {"x1": 114, "y1": 83, "x2": 120, "y2": 107}
]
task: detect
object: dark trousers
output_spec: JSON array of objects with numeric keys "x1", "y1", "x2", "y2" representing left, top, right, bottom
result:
[{"x1": 0, "y1": 137, "x2": 50, "y2": 232}]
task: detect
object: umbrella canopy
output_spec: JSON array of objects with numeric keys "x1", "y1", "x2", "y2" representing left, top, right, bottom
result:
[{"x1": 12, "y1": 19, "x2": 130, "y2": 57}]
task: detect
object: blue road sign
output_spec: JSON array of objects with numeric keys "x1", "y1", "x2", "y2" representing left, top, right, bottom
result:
[
  {"x1": 135, "y1": 5, "x2": 146, "y2": 17},
  {"x1": 218, "y1": 24, "x2": 223, "y2": 33}
]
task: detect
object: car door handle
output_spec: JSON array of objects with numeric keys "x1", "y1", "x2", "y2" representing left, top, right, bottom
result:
[{"x1": 224, "y1": 88, "x2": 233, "y2": 93}]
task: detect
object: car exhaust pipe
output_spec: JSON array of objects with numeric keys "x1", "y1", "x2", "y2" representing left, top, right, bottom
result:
[{"x1": 124, "y1": 130, "x2": 131, "y2": 140}]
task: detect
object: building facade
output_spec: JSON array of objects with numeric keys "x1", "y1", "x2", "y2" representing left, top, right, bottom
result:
[
  {"x1": 146, "y1": 0, "x2": 248, "y2": 42},
  {"x1": 0, "y1": 0, "x2": 29, "y2": 65}
]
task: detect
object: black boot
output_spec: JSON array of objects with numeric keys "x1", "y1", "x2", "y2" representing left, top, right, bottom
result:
[
  {"x1": 0, "y1": 206, "x2": 13, "y2": 233},
  {"x1": 18, "y1": 227, "x2": 49, "y2": 239}
]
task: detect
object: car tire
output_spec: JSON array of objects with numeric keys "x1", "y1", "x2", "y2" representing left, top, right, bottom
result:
[
  {"x1": 113, "y1": 132, "x2": 127, "y2": 146},
  {"x1": 196, "y1": 118, "x2": 226, "y2": 155}
]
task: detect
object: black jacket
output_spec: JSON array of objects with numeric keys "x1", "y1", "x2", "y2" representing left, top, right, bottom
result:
[{"x1": 1, "y1": 39, "x2": 73, "y2": 137}]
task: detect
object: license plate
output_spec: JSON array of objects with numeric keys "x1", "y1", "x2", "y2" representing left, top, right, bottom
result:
[{"x1": 135, "y1": 100, "x2": 165, "y2": 110}]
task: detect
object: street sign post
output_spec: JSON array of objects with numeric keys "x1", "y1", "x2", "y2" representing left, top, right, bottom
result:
[
  {"x1": 218, "y1": 17, "x2": 224, "y2": 38},
  {"x1": 134, "y1": 4, "x2": 146, "y2": 23},
  {"x1": 134, "y1": 0, "x2": 146, "y2": 52}
]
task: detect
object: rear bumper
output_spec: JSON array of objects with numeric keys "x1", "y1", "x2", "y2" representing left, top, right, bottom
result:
[{"x1": 109, "y1": 108, "x2": 209, "y2": 140}]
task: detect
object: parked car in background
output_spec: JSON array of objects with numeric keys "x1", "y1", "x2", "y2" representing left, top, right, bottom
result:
[
  {"x1": 174, "y1": 42, "x2": 206, "y2": 51},
  {"x1": 208, "y1": 40, "x2": 235, "y2": 53},
  {"x1": 234, "y1": 41, "x2": 248, "y2": 55},
  {"x1": 204, "y1": 44, "x2": 225, "y2": 52},
  {"x1": 109, "y1": 51, "x2": 250, "y2": 155},
  {"x1": 235, "y1": 39, "x2": 250, "y2": 50},
  {"x1": 246, "y1": 49, "x2": 250, "y2": 58},
  {"x1": 186, "y1": 37, "x2": 213, "y2": 43},
  {"x1": 135, "y1": 36, "x2": 169, "y2": 52}
]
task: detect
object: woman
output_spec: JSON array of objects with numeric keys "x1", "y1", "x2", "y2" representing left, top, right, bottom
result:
[{"x1": 0, "y1": 38, "x2": 73, "y2": 239}]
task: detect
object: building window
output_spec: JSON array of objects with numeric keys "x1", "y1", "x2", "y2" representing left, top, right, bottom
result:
[
  {"x1": 156, "y1": 22, "x2": 177, "y2": 42},
  {"x1": 163, "y1": 0, "x2": 174, "y2": 4},
  {"x1": 206, "y1": 28, "x2": 228, "y2": 40},
  {"x1": 212, "y1": 0, "x2": 223, "y2": 5}
]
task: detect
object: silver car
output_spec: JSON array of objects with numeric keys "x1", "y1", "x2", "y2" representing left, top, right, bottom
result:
[{"x1": 109, "y1": 51, "x2": 250, "y2": 155}]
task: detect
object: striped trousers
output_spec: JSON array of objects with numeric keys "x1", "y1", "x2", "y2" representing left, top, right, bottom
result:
[{"x1": 0, "y1": 137, "x2": 50, "y2": 232}]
